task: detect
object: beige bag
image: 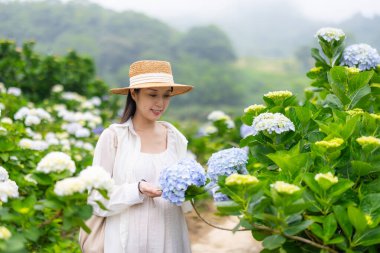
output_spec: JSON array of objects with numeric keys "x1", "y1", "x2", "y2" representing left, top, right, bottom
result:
[
  {"x1": 79, "y1": 215, "x2": 106, "y2": 253},
  {"x1": 79, "y1": 127, "x2": 119, "y2": 253}
]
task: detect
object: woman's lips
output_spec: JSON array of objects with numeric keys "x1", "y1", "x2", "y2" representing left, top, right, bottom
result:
[{"x1": 151, "y1": 109, "x2": 162, "y2": 116}]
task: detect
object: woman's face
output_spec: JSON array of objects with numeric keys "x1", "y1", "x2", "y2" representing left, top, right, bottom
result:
[{"x1": 131, "y1": 87, "x2": 172, "y2": 121}]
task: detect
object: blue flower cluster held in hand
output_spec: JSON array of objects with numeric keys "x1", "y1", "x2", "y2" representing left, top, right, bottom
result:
[
  {"x1": 207, "y1": 147, "x2": 248, "y2": 183},
  {"x1": 159, "y1": 158, "x2": 206, "y2": 205},
  {"x1": 251, "y1": 112, "x2": 295, "y2": 136},
  {"x1": 342, "y1": 44, "x2": 380, "y2": 71}
]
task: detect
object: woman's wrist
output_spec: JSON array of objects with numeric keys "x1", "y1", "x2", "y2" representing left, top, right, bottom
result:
[{"x1": 138, "y1": 179, "x2": 146, "y2": 194}]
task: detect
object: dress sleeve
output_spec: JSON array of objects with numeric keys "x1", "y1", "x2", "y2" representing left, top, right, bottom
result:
[{"x1": 87, "y1": 128, "x2": 144, "y2": 217}]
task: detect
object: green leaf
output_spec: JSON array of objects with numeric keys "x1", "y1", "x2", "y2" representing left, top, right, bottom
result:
[
  {"x1": 349, "y1": 70, "x2": 374, "y2": 94},
  {"x1": 333, "y1": 205, "x2": 353, "y2": 238},
  {"x1": 309, "y1": 223, "x2": 324, "y2": 240},
  {"x1": 303, "y1": 173, "x2": 322, "y2": 196},
  {"x1": 328, "y1": 67, "x2": 350, "y2": 105},
  {"x1": 348, "y1": 206, "x2": 367, "y2": 234},
  {"x1": 215, "y1": 201, "x2": 241, "y2": 214},
  {"x1": 358, "y1": 227, "x2": 380, "y2": 246},
  {"x1": 283, "y1": 220, "x2": 314, "y2": 236},
  {"x1": 241, "y1": 113, "x2": 254, "y2": 126},
  {"x1": 311, "y1": 48, "x2": 329, "y2": 67},
  {"x1": 326, "y1": 235, "x2": 345, "y2": 245},
  {"x1": 327, "y1": 179, "x2": 354, "y2": 199},
  {"x1": 323, "y1": 213, "x2": 337, "y2": 242},
  {"x1": 348, "y1": 85, "x2": 371, "y2": 109},
  {"x1": 360, "y1": 194, "x2": 380, "y2": 217},
  {"x1": 266, "y1": 144, "x2": 309, "y2": 177},
  {"x1": 251, "y1": 229, "x2": 271, "y2": 241},
  {"x1": 32, "y1": 172, "x2": 53, "y2": 185},
  {"x1": 240, "y1": 135, "x2": 255, "y2": 147},
  {"x1": 351, "y1": 160, "x2": 377, "y2": 176},
  {"x1": 324, "y1": 94, "x2": 343, "y2": 109},
  {"x1": 262, "y1": 235, "x2": 286, "y2": 250}
]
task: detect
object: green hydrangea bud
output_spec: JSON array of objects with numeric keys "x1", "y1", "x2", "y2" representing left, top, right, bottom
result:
[
  {"x1": 314, "y1": 172, "x2": 338, "y2": 190},
  {"x1": 270, "y1": 181, "x2": 300, "y2": 194},
  {"x1": 225, "y1": 174, "x2": 259, "y2": 186}
]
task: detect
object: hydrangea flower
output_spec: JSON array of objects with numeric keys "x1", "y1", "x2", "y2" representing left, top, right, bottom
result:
[
  {"x1": 315, "y1": 27, "x2": 345, "y2": 42},
  {"x1": 75, "y1": 127, "x2": 91, "y2": 138},
  {"x1": 250, "y1": 113, "x2": 295, "y2": 136},
  {"x1": 346, "y1": 108, "x2": 365, "y2": 116},
  {"x1": 36, "y1": 152, "x2": 76, "y2": 174},
  {"x1": 159, "y1": 158, "x2": 206, "y2": 206},
  {"x1": 19, "y1": 138, "x2": 49, "y2": 151},
  {"x1": 62, "y1": 92, "x2": 86, "y2": 103},
  {"x1": 0, "y1": 179, "x2": 19, "y2": 202},
  {"x1": 244, "y1": 104, "x2": 266, "y2": 114},
  {"x1": 271, "y1": 181, "x2": 300, "y2": 194},
  {"x1": 342, "y1": 44, "x2": 380, "y2": 71},
  {"x1": 0, "y1": 226, "x2": 11, "y2": 240},
  {"x1": 7, "y1": 87, "x2": 21, "y2": 96},
  {"x1": 315, "y1": 172, "x2": 338, "y2": 190},
  {"x1": 79, "y1": 165, "x2": 114, "y2": 192},
  {"x1": 52, "y1": 84, "x2": 64, "y2": 93},
  {"x1": 225, "y1": 174, "x2": 259, "y2": 186},
  {"x1": 207, "y1": 110, "x2": 235, "y2": 128},
  {"x1": 54, "y1": 177, "x2": 87, "y2": 196},
  {"x1": 240, "y1": 124, "x2": 255, "y2": 138},
  {"x1": 207, "y1": 148, "x2": 248, "y2": 183},
  {"x1": 0, "y1": 166, "x2": 9, "y2": 182},
  {"x1": 264, "y1": 90, "x2": 293, "y2": 100},
  {"x1": 211, "y1": 185, "x2": 230, "y2": 202},
  {"x1": 315, "y1": 138, "x2": 344, "y2": 149},
  {"x1": 356, "y1": 136, "x2": 380, "y2": 147}
]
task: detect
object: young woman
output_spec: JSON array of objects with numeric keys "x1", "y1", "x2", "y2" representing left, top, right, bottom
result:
[{"x1": 88, "y1": 60, "x2": 194, "y2": 253}]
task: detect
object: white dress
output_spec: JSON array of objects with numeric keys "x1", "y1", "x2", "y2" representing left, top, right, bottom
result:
[
  {"x1": 126, "y1": 134, "x2": 192, "y2": 253},
  {"x1": 88, "y1": 120, "x2": 192, "y2": 253}
]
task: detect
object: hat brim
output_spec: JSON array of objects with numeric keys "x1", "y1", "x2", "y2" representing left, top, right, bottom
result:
[{"x1": 109, "y1": 82, "x2": 193, "y2": 96}]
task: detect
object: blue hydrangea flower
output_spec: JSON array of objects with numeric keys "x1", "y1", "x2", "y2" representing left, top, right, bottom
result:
[
  {"x1": 207, "y1": 182, "x2": 230, "y2": 202},
  {"x1": 251, "y1": 112, "x2": 295, "y2": 136},
  {"x1": 240, "y1": 124, "x2": 255, "y2": 138},
  {"x1": 207, "y1": 148, "x2": 248, "y2": 183},
  {"x1": 342, "y1": 44, "x2": 380, "y2": 71},
  {"x1": 159, "y1": 158, "x2": 206, "y2": 205}
]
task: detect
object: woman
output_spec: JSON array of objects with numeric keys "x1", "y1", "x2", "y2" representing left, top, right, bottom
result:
[{"x1": 88, "y1": 60, "x2": 194, "y2": 253}]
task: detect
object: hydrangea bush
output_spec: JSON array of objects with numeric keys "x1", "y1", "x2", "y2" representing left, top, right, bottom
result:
[
  {"x1": 211, "y1": 28, "x2": 380, "y2": 252},
  {"x1": 0, "y1": 83, "x2": 112, "y2": 252}
]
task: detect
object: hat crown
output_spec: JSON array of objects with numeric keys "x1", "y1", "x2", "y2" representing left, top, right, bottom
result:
[{"x1": 129, "y1": 60, "x2": 172, "y2": 78}]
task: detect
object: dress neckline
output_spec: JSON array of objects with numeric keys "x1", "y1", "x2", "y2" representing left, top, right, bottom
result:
[{"x1": 138, "y1": 124, "x2": 172, "y2": 156}]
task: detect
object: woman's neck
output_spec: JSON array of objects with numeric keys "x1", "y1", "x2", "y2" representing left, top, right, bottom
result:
[{"x1": 132, "y1": 114, "x2": 157, "y2": 132}]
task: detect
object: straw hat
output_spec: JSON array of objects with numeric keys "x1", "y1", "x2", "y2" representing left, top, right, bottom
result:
[{"x1": 109, "y1": 60, "x2": 193, "y2": 96}]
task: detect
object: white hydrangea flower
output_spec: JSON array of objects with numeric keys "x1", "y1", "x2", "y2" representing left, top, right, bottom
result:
[
  {"x1": 0, "y1": 166, "x2": 9, "y2": 182},
  {"x1": 1, "y1": 117, "x2": 12, "y2": 124},
  {"x1": 0, "y1": 179, "x2": 19, "y2": 202},
  {"x1": 0, "y1": 226, "x2": 11, "y2": 240},
  {"x1": 52, "y1": 84, "x2": 64, "y2": 93},
  {"x1": 14, "y1": 107, "x2": 29, "y2": 120},
  {"x1": 315, "y1": 27, "x2": 345, "y2": 42},
  {"x1": 24, "y1": 115, "x2": 41, "y2": 126},
  {"x1": 54, "y1": 177, "x2": 86, "y2": 196},
  {"x1": 62, "y1": 92, "x2": 86, "y2": 103},
  {"x1": 7, "y1": 87, "x2": 21, "y2": 96},
  {"x1": 81, "y1": 101, "x2": 94, "y2": 109},
  {"x1": 251, "y1": 112, "x2": 295, "y2": 135},
  {"x1": 90, "y1": 97, "x2": 102, "y2": 106},
  {"x1": 264, "y1": 90, "x2": 293, "y2": 100},
  {"x1": 315, "y1": 172, "x2": 338, "y2": 184},
  {"x1": 207, "y1": 110, "x2": 230, "y2": 122},
  {"x1": 36, "y1": 152, "x2": 76, "y2": 174},
  {"x1": 62, "y1": 122, "x2": 83, "y2": 134},
  {"x1": 75, "y1": 128, "x2": 91, "y2": 138},
  {"x1": 271, "y1": 181, "x2": 300, "y2": 194},
  {"x1": 79, "y1": 165, "x2": 114, "y2": 192},
  {"x1": 244, "y1": 104, "x2": 266, "y2": 114},
  {"x1": 0, "y1": 103, "x2": 5, "y2": 110},
  {"x1": 19, "y1": 138, "x2": 49, "y2": 151},
  {"x1": 83, "y1": 143, "x2": 94, "y2": 151}
]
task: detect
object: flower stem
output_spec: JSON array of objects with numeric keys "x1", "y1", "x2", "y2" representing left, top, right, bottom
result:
[{"x1": 190, "y1": 200, "x2": 338, "y2": 253}]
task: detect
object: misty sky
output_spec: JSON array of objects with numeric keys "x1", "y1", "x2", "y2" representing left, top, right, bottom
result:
[{"x1": 85, "y1": 0, "x2": 380, "y2": 23}]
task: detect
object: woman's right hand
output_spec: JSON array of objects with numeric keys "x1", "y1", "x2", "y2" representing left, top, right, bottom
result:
[{"x1": 139, "y1": 181, "x2": 162, "y2": 198}]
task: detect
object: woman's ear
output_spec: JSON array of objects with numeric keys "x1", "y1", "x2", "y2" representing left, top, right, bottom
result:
[{"x1": 130, "y1": 89, "x2": 137, "y2": 101}]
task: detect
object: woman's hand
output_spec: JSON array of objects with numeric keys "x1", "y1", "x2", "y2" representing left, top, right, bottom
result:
[{"x1": 139, "y1": 181, "x2": 162, "y2": 198}]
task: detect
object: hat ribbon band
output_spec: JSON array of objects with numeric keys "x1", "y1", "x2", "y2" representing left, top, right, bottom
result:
[{"x1": 130, "y1": 73, "x2": 174, "y2": 86}]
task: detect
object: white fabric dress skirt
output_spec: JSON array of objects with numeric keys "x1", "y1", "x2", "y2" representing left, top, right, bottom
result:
[{"x1": 103, "y1": 129, "x2": 192, "y2": 253}]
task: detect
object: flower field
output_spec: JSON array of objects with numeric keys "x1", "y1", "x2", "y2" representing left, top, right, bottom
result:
[{"x1": 0, "y1": 27, "x2": 380, "y2": 252}]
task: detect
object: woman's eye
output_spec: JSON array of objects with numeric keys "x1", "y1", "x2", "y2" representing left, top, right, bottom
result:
[{"x1": 149, "y1": 94, "x2": 157, "y2": 97}]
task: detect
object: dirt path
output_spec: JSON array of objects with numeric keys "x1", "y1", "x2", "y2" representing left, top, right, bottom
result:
[{"x1": 186, "y1": 201, "x2": 262, "y2": 253}]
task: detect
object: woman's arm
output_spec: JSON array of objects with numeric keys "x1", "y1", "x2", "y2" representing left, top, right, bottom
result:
[{"x1": 87, "y1": 128, "x2": 144, "y2": 217}]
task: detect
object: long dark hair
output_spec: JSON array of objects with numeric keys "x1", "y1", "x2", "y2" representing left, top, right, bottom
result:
[{"x1": 120, "y1": 89, "x2": 139, "y2": 123}]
